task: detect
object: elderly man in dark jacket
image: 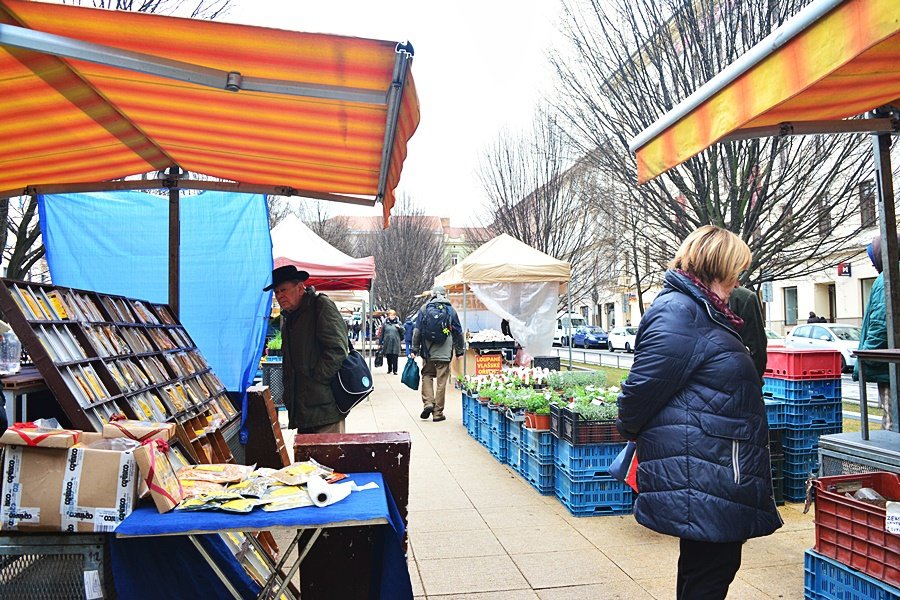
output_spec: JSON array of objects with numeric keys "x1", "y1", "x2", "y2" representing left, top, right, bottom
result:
[
  {"x1": 265, "y1": 265, "x2": 348, "y2": 433},
  {"x1": 618, "y1": 226, "x2": 782, "y2": 600}
]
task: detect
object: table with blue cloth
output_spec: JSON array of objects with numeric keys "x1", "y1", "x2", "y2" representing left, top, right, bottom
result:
[{"x1": 111, "y1": 472, "x2": 411, "y2": 600}]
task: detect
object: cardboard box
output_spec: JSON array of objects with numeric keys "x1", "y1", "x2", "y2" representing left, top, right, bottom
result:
[
  {"x1": 134, "y1": 440, "x2": 183, "y2": 513},
  {"x1": 103, "y1": 419, "x2": 175, "y2": 443},
  {"x1": 1, "y1": 432, "x2": 138, "y2": 532},
  {"x1": 0, "y1": 425, "x2": 80, "y2": 448}
]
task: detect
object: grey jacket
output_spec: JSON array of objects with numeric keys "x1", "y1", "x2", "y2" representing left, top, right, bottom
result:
[{"x1": 411, "y1": 295, "x2": 464, "y2": 361}]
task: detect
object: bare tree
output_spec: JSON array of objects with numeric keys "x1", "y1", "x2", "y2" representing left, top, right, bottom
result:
[
  {"x1": 552, "y1": 0, "x2": 872, "y2": 289},
  {"x1": 62, "y1": 0, "x2": 230, "y2": 19},
  {"x1": 4, "y1": 0, "x2": 235, "y2": 281},
  {"x1": 476, "y1": 109, "x2": 600, "y2": 304},
  {"x1": 357, "y1": 198, "x2": 445, "y2": 321}
]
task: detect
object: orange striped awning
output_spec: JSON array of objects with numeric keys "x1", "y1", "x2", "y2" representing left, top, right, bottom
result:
[
  {"x1": 631, "y1": 0, "x2": 900, "y2": 184},
  {"x1": 0, "y1": 0, "x2": 420, "y2": 223}
]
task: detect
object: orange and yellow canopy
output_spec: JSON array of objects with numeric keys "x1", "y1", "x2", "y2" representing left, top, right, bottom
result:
[
  {"x1": 0, "y1": 0, "x2": 420, "y2": 222},
  {"x1": 631, "y1": 0, "x2": 900, "y2": 183}
]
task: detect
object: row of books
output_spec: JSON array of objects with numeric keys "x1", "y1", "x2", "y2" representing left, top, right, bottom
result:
[
  {"x1": 60, "y1": 363, "x2": 112, "y2": 408},
  {"x1": 8, "y1": 283, "x2": 172, "y2": 326},
  {"x1": 34, "y1": 324, "x2": 88, "y2": 363},
  {"x1": 164, "y1": 351, "x2": 209, "y2": 379}
]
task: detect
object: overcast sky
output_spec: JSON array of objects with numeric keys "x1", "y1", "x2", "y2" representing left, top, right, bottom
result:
[{"x1": 224, "y1": 1, "x2": 564, "y2": 226}]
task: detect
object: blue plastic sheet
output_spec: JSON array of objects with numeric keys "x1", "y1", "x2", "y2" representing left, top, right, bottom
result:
[{"x1": 37, "y1": 191, "x2": 273, "y2": 398}]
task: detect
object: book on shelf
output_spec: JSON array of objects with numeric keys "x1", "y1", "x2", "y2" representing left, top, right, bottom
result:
[
  {"x1": 146, "y1": 390, "x2": 170, "y2": 420},
  {"x1": 39, "y1": 326, "x2": 72, "y2": 362},
  {"x1": 58, "y1": 326, "x2": 87, "y2": 360},
  {"x1": 34, "y1": 327, "x2": 60, "y2": 362},
  {"x1": 45, "y1": 290, "x2": 71, "y2": 320},
  {"x1": 22, "y1": 286, "x2": 54, "y2": 320},
  {"x1": 131, "y1": 300, "x2": 159, "y2": 325},
  {"x1": 112, "y1": 297, "x2": 135, "y2": 323},
  {"x1": 82, "y1": 364, "x2": 108, "y2": 402},
  {"x1": 11, "y1": 285, "x2": 43, "y2": 320}
]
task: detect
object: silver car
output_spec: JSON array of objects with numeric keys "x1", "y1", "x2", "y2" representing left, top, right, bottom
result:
[{"x1": 784, "y1": 323, "x2": 861, "y2": 372}]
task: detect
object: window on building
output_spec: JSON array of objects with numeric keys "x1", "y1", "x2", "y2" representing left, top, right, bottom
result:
[
  {"x1": 451, "y1": 253, "x2": 460, "y2": 265},
  {"x1": 861, "y1": 277, "x2": 876, "y2": 310},
  {"x1": 816, "y1": 193, "x2": 830, "y2": 237},
  {"x1": 784, "y1": 287, "x2": 798, "y2": 326},
  {"x1": 860, "y1": 181, "x2": 876, "y2": 228}
]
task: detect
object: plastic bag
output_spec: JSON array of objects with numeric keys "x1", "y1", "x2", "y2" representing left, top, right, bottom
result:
[
  {"x1": 401, "y1": 358, "x2": 420, "y2": 390},
  {"x1": 609, "y1": 440, "x2": 638, "y2": 492}
]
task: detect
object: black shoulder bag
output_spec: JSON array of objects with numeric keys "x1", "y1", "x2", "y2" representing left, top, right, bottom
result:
[{"x1": 316, "y1": 294, "x2": 374, "y2": 414}]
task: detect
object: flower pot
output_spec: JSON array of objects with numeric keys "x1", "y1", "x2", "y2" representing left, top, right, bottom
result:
[{"x1": 524, "y1": 411, "x2": 550, "y2": 430}]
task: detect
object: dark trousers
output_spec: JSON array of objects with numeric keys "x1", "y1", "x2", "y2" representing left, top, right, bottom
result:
[
  {"x1": 676, "y1": 538, "x2": 743, "y2": 600},
  {"x1": 386, "y1": 353, "x2": 399, "y2": 374}
]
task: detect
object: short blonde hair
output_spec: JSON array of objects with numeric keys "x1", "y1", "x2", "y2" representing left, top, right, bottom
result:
[{"x1": 668, "y1": 225, "x2": 751, "y2": 286}]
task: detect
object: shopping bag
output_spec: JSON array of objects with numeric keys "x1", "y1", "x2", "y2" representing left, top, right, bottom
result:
[
  {"x1": 609, "y1": 440, "x2": 639, "y2": 492},
  {"x1": 374, "y1": 349, "x2": 384, "y2": 368},
  {"x1": 400, "y1": 358, "x2": 420, "y2": 390},
  {"x1": 331, "y1": 343, "x2": 374, "y2": 415}
]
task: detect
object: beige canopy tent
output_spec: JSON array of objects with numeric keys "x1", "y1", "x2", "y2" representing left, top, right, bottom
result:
[
  {"x1": 433, "y1": 234, "x2": 572, "y2": 368},
  {"x1": 434, "y1": 234, "x2": 571, "y2": 290}
]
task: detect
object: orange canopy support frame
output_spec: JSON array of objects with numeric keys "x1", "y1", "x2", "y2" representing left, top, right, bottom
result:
[
  {"x1": 0, "y1": 0, "x2": 420, "y2": 225},
  {"x1": 629, "y1": 0, "x2": 899, "y2": 184}
]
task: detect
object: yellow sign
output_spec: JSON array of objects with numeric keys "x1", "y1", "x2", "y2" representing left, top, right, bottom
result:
[{"x1": 474, "y1": 353, "x2": 503, "y2": 375}]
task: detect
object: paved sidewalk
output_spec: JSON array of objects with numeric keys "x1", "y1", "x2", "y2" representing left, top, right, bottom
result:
[{"x1": 332, "y1": 370, "x2": 814, "y2": 599}]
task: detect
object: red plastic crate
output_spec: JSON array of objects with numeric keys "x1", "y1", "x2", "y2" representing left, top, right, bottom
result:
[
  {"x1": 813, "y1": 472, "x2": 900, "y2": 589},
  {"x1": 765, "y1": 349, "x2": 842, "y2": 380}
]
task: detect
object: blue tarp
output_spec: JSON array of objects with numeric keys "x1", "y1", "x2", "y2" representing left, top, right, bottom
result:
[{"x1": 37, "y1": 191, "x2": 273, "y2": 399}]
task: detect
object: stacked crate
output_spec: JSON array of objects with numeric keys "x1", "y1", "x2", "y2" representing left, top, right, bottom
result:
[
  {"x1": 549, "y1": 403, "x2": 635, "y2": 516},
  {"x1": 487, "y1": 404, "x2": 508, "y2": 463},
  {"x1": 763, "y1": 349, "x2": 843, "y2": 502},
  {"x1": 517, "y1": 426, "x2": 555, "y2": 494},
  {"x1": 805, "y1": 472, "x2": 900, "y2": 599}
]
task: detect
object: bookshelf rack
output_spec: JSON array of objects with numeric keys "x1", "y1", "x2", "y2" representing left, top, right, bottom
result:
[{"x1": 0, "y1": 278, "x2": 239, "y2": 464}]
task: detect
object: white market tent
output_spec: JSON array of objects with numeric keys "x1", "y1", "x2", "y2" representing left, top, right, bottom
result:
[{"x1": 433, "y1": 234, "x2": 571, "y2": 361}]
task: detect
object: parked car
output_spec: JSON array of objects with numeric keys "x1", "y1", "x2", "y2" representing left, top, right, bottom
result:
[
  {"x1": 783, "y1": 323, "x2": 861, "y2": 372},
  {"x1": 572, "y1": 326, "x2": 609, "y2": 349},
  {"x1": 553, "y1": 312, "x2": 588, "y2": 346},
  {"x1": 765, "y1": 328, "x2": 785, "y2": 346},
  {"x1": 607, "y1": 326, "x2": 639, "y2": 353}
]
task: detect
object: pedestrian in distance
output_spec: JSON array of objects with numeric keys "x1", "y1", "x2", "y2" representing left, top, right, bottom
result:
[
  {"x1": 378, "y1": 309, "x2": 404, "y2": 375},
  {"x1": 410, "y1": 285, "x2": 464, "y2": 422},
  {"x1": 264, "y1": 265, "x2": 349, "y2": 434},
  {"x1": 853, "y1": 233, "x2": 900, "y2": 430},
  {"x1": 807, "y1": 311, "x2": 822, "y2": 323},
  {"x1": 617, "y1": 225, "x2": 782, "y2": 600},
  {"x1": 403, "y1": 316, "x2": 415, "y2": 357}
]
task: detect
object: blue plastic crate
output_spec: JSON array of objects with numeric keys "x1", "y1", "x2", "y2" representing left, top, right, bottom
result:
[
  {"x1": 507, "y1": 441, "x2": 525, "y2": 472},
  {"x1": 784, "y1": 448, "x2": 818, "y2": 477},
  {"x1": 554, "y1": 439, "x2": 626, "y2": 482},
  {"x1": 804, "y1": 549, "x2": 900, "y2": 600},
  {"x1": 478, "y1": 400, "x2": 491, "y2": 423},
  {"x1": 784, "y1": 474, "x2": 811, "y2": 502},
  {"x1": 765, "y1": 399, "x2": 786, "y2": 429},
  {"x1": 764, "y1": 377, "x2": 841, "y2": 402},
  {"x1": 466, "y1": 411, "x2": 480, "y2": 439},
  {"x1": 783, "y1": 425, "x2": 842, "y2": 452},
  {"x1": 519, "y1": 454, "x2": 554, "y2": 495},
  {"x1": 521, "y1": 427, "x2": 555, "y2": 464},
  {"x1": 554, "y1": 471, "x2": 634, "y2": 517},
  {"x1": 783, "y1": 401, "x2": 842, "y2": 427},
  {"x1": 489, "y1": 429, "x2": 508, "y2": 464},
  {"x1": 488, "y1": 405, "x2": 506, "y2": 432},
  {"x1": 506, "y1": 417, "x2": 524, "y2": 445},
  {"x1": 478, "y1": 418, "x2": 491, "y2": 447},
  {"x1": 462, "y1": 394, "x2": 470, "y2": 427}
]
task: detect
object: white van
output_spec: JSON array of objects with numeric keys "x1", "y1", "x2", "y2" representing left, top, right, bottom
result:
[{"x1": 553, "y1": 313, "x2": 587, "y2": 346}]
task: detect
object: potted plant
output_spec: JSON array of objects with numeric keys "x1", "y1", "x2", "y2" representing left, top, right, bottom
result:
[
  {"x1": 523, "y1": 391, "x2": 551, "y2": 430},
  {"x1": 266, "y1": 331, "x2": 282, "y2": 357}
]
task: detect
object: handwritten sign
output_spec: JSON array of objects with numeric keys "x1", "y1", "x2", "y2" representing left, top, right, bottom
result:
[
  {"x1": 474, "y1": 353, "x2": 503, "y2": 375},
  {"x1": 887, "y1": 501, "x2": 900, "y2": 535}
]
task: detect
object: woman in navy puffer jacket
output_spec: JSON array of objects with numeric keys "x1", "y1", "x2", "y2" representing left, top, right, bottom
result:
[{"x1": 617, "y1": 226, "x2": 782, "y2": 599}]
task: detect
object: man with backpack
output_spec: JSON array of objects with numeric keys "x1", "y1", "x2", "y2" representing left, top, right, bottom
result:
[{"x1": 410, "y1": 285, "x2": 465, "y2": 422}]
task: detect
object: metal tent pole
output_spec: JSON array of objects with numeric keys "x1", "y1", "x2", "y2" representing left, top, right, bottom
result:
[
  {"x1": 567, "y1": 286, "x2": 573, "y2": 371},
  {"x1": 167, "y1": 167, "x2": 180, "y2": 318},
  {"x1": 871, "y1": 122, "x2": 899, "y2": 433},
  {"x1": 463, "y1": 285, "x2": 468, "y2": 376}
]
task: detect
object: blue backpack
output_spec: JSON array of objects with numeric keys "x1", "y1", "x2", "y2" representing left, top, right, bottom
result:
[{"x1": 421, "y1": 302, "x2": 452, "y2": 343}]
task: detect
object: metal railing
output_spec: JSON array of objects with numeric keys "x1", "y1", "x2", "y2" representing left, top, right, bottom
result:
[{"x1": 552, "y1": 347, "x2": 634, "y2": 370}]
